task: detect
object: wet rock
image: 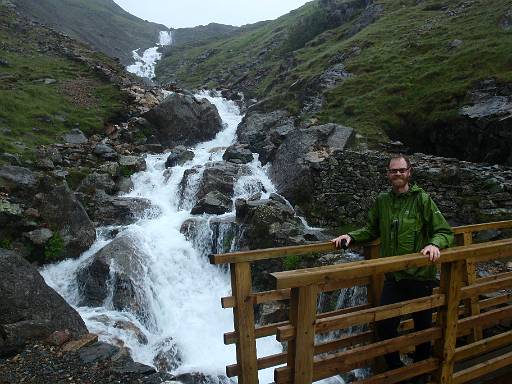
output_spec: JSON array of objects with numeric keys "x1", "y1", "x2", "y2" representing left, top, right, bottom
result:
[
  {"x1": 153, "y1": 337, "x2": 182, "y2": 371},
  {"x1": 236, "y1": 110, "x2": 295, "y2": 164},
  {"x1": 79, "y1": 342, "x2": 118, "y2": 364},
  {"x1": 116, "y1": 176, "x2": 134, "y2": 193},
  {"x1": 113, "y1": 320, "x2": 148, "y2": 345},
  {"x1": 63, "y1": 128, "x2": 88, "y2": 145},
  {"x1": 0, "y1": 248, "x2": 87, "y2": 356},
  {"x1": 257, "y1": 302, "x2": 288, "y2": 325},
  {"x1": 165, "y1": 145, "x2": 195, "y2": 168},
  {"x1": 195, "y1": 161, "x2": 240, "y2": 200},
  {"x1": 173, "y1": 372, "x2": 231, "y2": 384},
  {"x1": 222, "y1": 143, "x2": 253, "y2": 164},
  {"x1": 110, "y1": 348, "x2": 156, "y2": 374},
  {"x1": 92, "y1": 192, "x2": 153, "y2": 226},
  {"x1": 143, "y1": 92, "x2": 223, "y2": 148},
  {"x1": 47, "y1": 329, "x2": 72, "y2": 346},
  {"x1": 24, "y1": 228, "x2": 53, "y2": 246},
  {"x1": 98, "y1": 161, "x2": 120, "y2": 177},
  {"x1": 62, "y1": 333, "x2": 99, "y2": 352},
  {"x1": 191, "y1": 190, "x2": 232, "y2": 215},
  {"x1": 77, "y1": 234, "x2": 150, "y2": 322}
]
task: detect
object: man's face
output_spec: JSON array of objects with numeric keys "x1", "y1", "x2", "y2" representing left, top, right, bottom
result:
[{"x1": 387, "y1": 158, "x2": 411, "y2": 189}]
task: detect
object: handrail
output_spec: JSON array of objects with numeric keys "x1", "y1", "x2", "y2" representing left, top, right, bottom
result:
[{"x1": 271, "y1": 238, "x2": 512, "y2": 289}]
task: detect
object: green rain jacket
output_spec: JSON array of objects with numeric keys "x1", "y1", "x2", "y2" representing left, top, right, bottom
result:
[{"x1": 348, "y1": 184, "x2": 454, "y2": 281}]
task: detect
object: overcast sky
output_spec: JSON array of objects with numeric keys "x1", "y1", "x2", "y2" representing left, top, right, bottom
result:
[{"x1": 113, "y1": 0, "x2": 311, "y2": 29}]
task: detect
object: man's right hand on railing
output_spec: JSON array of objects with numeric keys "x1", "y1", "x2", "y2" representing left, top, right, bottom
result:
[{"x1": 331, "y1": 234, "x2": 351, "y2": 249}]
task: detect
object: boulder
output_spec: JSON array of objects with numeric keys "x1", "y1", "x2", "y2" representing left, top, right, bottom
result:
[
  {"x1": 94, "y1": 143, "x2": 118, "y2": 160},
  {"x1": 165, "y1": 145, "x2": 195, "y2": 168},
  {"x1": 191, "y1": 191, "x2": 232, "y2": 215},
  {"x1": 222, "y1": 144, "x2": 254, "y2": 164},
  {"x1": 24, "y1": 228, "x2": 53, "y2": 246},
  {"x1": 118, "y1": 155, "x2": 146, "y2": 174},
  {"x1": 0, "y1": 248, "x2": 87, "y2": 356},
  {"x1": 0, "y1": 166, "x2": 39, "y2": 197},
  {"x1": 77, "y1": 234, "x2": 150, "y2": 322},
  {"x1": 36, "y1": 178, "x2": 96, "y2": 259},
  {"x1": 91, "y1": 192, "x2": 153, "y2": 226},
  {"x1": 153, "y1": 337, "x2": 182, "y2": 372},
  {"x1": 195, "y1": 161, "x2": 241, "y2": 200},
  {"x1": 236, "y1": 110, "x2": 295, "y2": 164},
  {"x1": 63, "y1": 128, "x2": 87, "y2": 145},
  {"x1": 143, "y1": 93, "x2": 223, "y2": 148},
  {"x1": 77, "y1": 172, "x2": 116, "y2": 195},
  {"x1": 270, "y1": 123, "x2": 354, "y2": 204}
]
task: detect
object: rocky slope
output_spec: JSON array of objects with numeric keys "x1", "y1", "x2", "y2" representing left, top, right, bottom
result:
[
  {"x1": 9, "y1": 0, "x2": 169, "y2": 65},
  {"x1": 155, "y1": 0, "x2": 512, "y2": 164}
]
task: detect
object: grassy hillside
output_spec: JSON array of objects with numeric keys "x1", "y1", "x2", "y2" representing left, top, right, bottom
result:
[
  {"x1": 11, "y1": 0, "x2": 168, "y2": 65},
  {"x1": 0, "y1": 4, "x2": 127, "y2": 161},
  {"x1": 156, "y1": 0, "x2": 512, "y2": 145}
]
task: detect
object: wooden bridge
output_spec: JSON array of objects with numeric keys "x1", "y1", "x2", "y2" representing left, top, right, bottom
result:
[{"x1": 210, "y1": 220, "x2": 512, "y2": 384}]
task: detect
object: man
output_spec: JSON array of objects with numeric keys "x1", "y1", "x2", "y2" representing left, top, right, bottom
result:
[{"x1": 332, "y1": 154, "x2": 454, "y2": 376}]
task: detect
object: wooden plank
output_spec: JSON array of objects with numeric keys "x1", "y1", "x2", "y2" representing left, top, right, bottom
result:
[
  {"x1": 291, "y1": 286, "x2": 318, "y2": 384},
  {"x1": 355, "y1": 358, "x2": 439, "y2": 384},
  {"x1": 462, "y1": 259, "x2": 482, "y2": 342},
  {"x1": 452, "y1": 220, "x2": 512, "y2": 234},
  {"x1": 476, "y1": 271, "x2": 512, "y2": 284},
  {"x1": 479, "y1": 293, "x2": 512, "y2": 309},
  {"x1": 211, "y1": 241, "x2": 338, "y2": 264},
  {"x1": 277, "y1": 294, "x2": 445, "y2": 341},
  {"x1": 452, "y1": 349, "x2": 512, "y2": 384},
  {"x1": 434, "y1": 260, "x2": 464, "y2": 384},
  {"x1": 457, "y1": 305, "x2": 512, "y2": 335},
  {"x1": 230, "y1": 262, "x2": 258, "y2": 384},
  {"x1": 272, "y1": 239, "x2": 512, "y2": 289},
  {"x1": 460, "y1": 275, "x2": 512, "y2": 301},
  {"x1": 454, "y1": 330, "x2": 512, "y2": 362},
  {"x1": 225, "y1": 304, "x2": 369, "y2": 345},
  {"x1": 227, "y1": 331, "x2": 374, "y2": 377}
]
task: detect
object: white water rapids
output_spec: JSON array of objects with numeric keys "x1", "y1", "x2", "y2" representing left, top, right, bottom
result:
[
  {"x1": 41, "y1": 92, "x2": 285, "y2": 383},
  {"x1": 127, "y1": 30, "x2": 173, "y2": 79}
]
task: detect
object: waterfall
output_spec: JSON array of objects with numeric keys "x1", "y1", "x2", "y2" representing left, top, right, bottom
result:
[
  {"x1": 41, "y1": 91, "x2": 284, "y2": 383},
  {"x1": 127, "y1": 30, "x2": 173, "y2": 79}
]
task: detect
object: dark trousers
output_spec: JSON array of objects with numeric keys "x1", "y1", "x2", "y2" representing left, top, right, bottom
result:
[{"x1": 376, "y1": 278, "x2": 434, "y2": 369}]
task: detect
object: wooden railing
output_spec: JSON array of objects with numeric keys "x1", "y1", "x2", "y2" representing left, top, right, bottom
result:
[{"x1": 210, "y1": 220, "x2": 512, "y2": 384}]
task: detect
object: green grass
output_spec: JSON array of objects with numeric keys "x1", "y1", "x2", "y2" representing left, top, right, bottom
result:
[
  {"x1": 0, "y1": 6, "x2": 125, "y2": 159},
  {"x1": 156, "y1": 0, "x2": 512, "y2": 146}
]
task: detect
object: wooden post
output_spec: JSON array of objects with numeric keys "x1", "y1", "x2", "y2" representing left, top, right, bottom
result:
[
  {"x1": 461, "y1": 232, "x2": 483, "y2": 342},
  {"x1": 363, "y1": 242, "x2": 383, "y2": 307},
  {"x1": 286, "y1": 285, "x2": 318, "y2": 384},
  {"x1": 434, "y1": 260, "x2": 464, "y2": 384},
  {"x1": 231, "y1": 262, "x2": 258, "y2": 384}
]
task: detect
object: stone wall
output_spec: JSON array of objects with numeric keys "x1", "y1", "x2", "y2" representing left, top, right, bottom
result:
[{"x1": 297, "y1": 150, "x2": 512, "y2": 230}]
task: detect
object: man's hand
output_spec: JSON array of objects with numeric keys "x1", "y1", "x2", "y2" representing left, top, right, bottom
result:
[
  {"x1": 421, "y1": 244, "x2": 440, "y2": 262},
  {"x1": 331, "y1": 234, "x2": 351, "y2": 249}
]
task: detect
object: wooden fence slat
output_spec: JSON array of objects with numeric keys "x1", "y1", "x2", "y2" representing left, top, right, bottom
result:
[
  {"x1": 434, "y1": 261, "x2": 464, "y2": 384},
  {"x1": 231, "y1": 262, "x2": 258, "y2": 384},
  {"x1": 355, "y1": 358, "x2": 439, "y2": 384},
  {"x1": 454, "y1": 330, "x2": 512, "y2": 362},
  {"x1": 460, "y1": 274, "x2": 512, "y2": 300},
  {"x1": 452, "y1": 349, "x2": 512, "y2": 384}
]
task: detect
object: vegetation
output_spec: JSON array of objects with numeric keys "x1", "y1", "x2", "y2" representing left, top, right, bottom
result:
[
  {"x1": 44, "y1": 233, "x2": 64, "y2": 262},
  {"x1": 0, "y1": 4, "x2": 126, "y2": 160},
  {"x1": 156, "y1": 0, "x2": 512, "y2": 145}
]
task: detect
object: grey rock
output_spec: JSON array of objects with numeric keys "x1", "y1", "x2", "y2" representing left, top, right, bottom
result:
[
  {"x1": 193, "y1": 161, "x2": 242, "y2": 201},
  {"x1": 119, "y1": 155, "x2": 146, "y2": 173},
  {"x1": 0, "y1": 166, "x2": 39, "y2": 194},
  {"x1": 36, "y1": 178, "x2": 96, "y2": 259},
  {"x1": 24, "y1": 228, "x2": 53, "y2": 246},
  {"x1": 271, "y1": 123, "x2": 354, "y2": 203},
  {"x1": 77, "y1": 172, "x2": 116, "y2": 195},
  {"x1": 92, "y1": 191, "x2": 154, "y2": 226},
  {"x1": 449, "y1": 39, "x2": 463, "y2": 48},
  {"x1": 63, "y1": 128, "x2": 87, "y2": 145},
  {"x1": 79, "y1": 342, "x2": 118, "y2": 364},
  {"x1": 165, "y1": 145, "x2": 195, "y2": 168},
  {"x1": 153, "y1": 338, "x2": 182, "y2": 371},
  {"x1": 0, "y1": 198, "x2": 22, "y2": 216},
  {"x1": 222, "y1": 144, "x2": 254, "y2": 164},
  {"x1": 191, "y1": 191, "x2": 232, "y2": 215},
  {"x1": 94, "y1": 143, "x2": 117, "y2": 160},
  {"x1": 236, "y1": 110, "x2": 295, "y2": 164},
  {"x1": 0, "y1": 153, "x2": 21, "y2": 166},
  {"x1": 0, "y1": 248, "x2": 87, "y2": 356},
  {"x1": 98, "y1": 161, "x2": 120, "y2": 177},
  {"x1": 143, "y1": 93, "x2": 223, "y2": 148},
  {"x1": 116, "y1": 176, "x2": 134, "y2": 194},
  {"x1": 77, "y1": 234, "x2": 150, "y2": 322},
  {"x1": 499, "y1": 8, "x2": 512, "y2": 30}
]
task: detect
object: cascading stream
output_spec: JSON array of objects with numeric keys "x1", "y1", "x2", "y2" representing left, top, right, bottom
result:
[
  {"x1": 41, "y1": 92, "x2": 283, "y2": 382},
  {"x1": 127, "y1": 31, "x2": 173, "y2": 79}
]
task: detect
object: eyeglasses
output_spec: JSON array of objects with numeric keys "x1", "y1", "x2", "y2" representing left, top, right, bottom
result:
[{"x1": 388, "y1": 167, "x2": 410, "y2": 174}]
